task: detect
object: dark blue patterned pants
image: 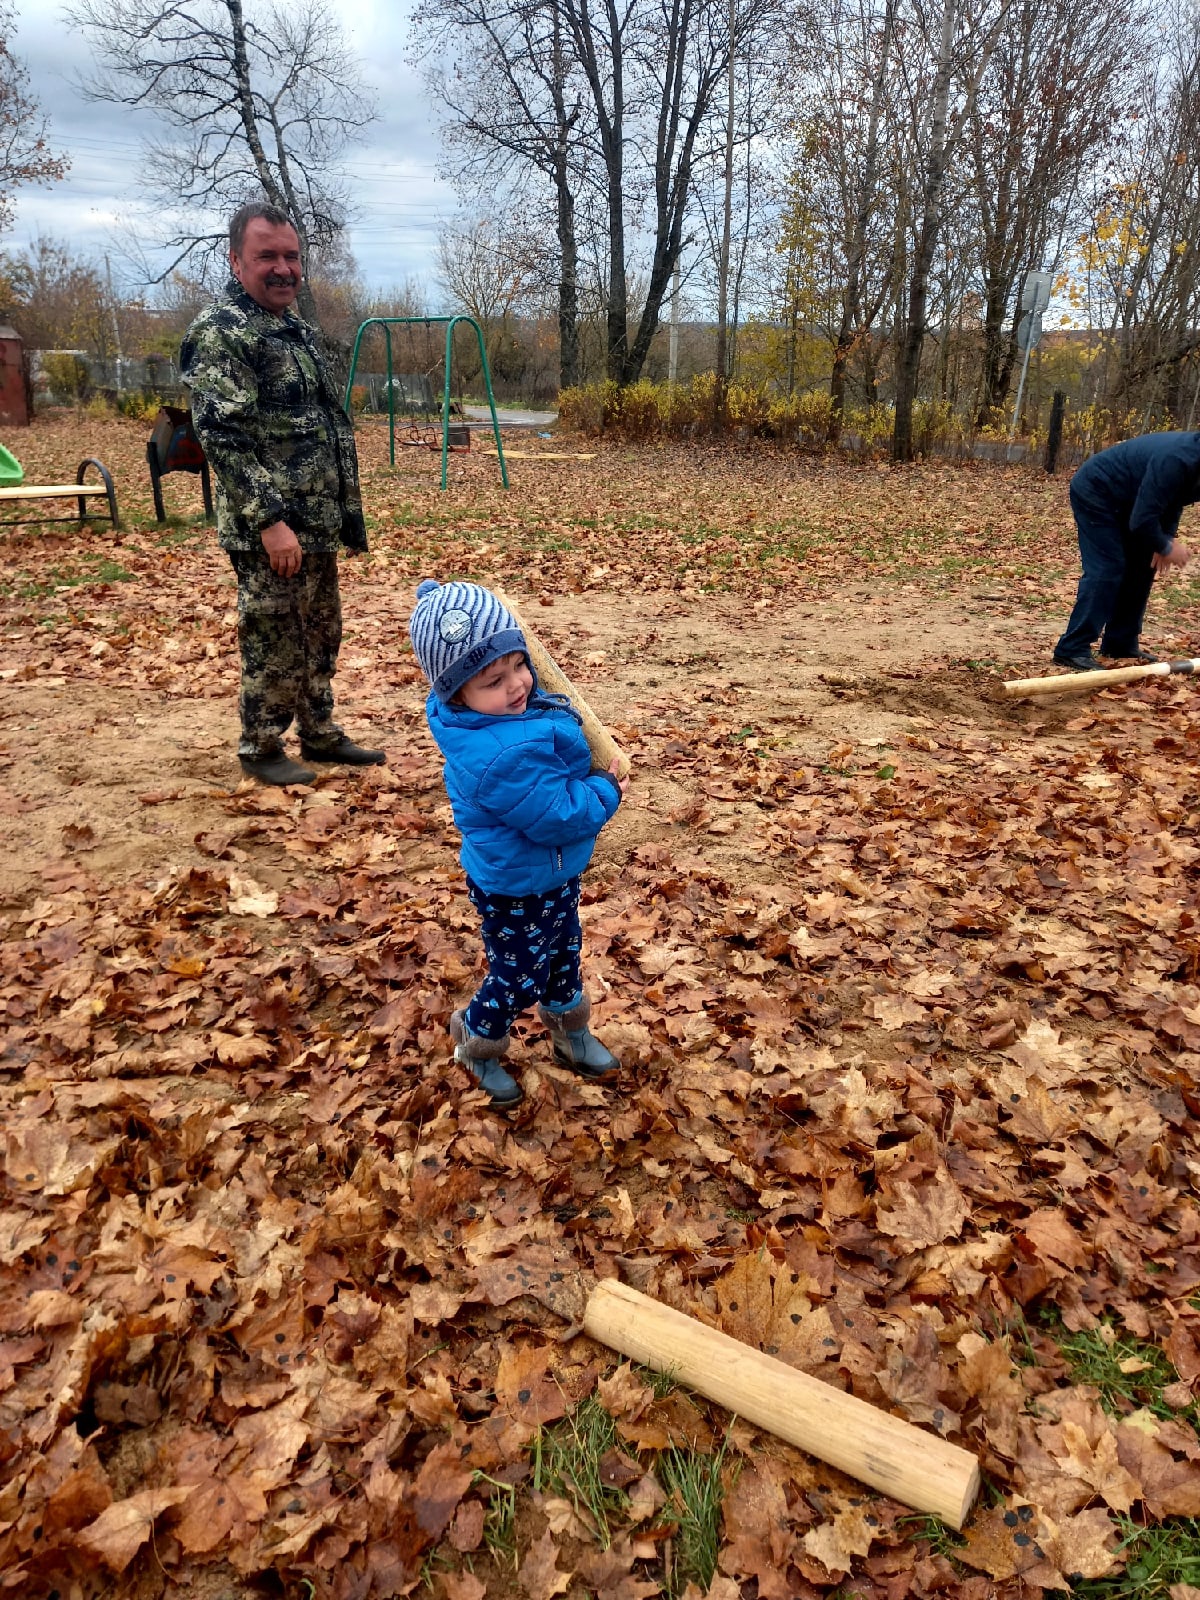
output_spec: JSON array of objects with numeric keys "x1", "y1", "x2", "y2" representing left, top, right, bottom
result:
[{"x1": 463, "y1": 876, "x2": 583, "y2": 1040}]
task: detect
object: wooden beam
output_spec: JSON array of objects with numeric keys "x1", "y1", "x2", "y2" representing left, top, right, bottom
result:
[{"x1": 584, "y1": 1278, "x2": 980, "y2": 1529}]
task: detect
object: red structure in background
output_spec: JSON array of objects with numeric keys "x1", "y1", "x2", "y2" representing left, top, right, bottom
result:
[{"x1": 0, "y1": 326, "x2": 30, "y2": 427}]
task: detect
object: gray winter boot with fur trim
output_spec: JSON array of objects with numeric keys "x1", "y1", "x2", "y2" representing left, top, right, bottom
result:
[
  {"x1": 450, "y1": 1010, "x2": 523, "y2": 1106},
  {"x1": 538, "y1": 994, "x2": 620, "y2": 1079}
]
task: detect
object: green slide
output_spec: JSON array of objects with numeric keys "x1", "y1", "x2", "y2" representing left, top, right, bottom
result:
[{"x1": 0, "y1": 444, "x2": 23, "y2": 487}]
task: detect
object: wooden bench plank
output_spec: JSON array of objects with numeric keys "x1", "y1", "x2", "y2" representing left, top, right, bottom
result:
[{"x1": 0, "y1": 484, "x2": 113, "y2": 500}]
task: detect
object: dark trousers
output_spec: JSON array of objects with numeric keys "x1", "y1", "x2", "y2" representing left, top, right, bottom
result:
[
  {"x1": 1056, "y1": 487, "x2": 1156, "y2": 658},
  {"x1": 228, "y1": 547, "x2": 343, "y2": 759},
  {"x1": 463, "y1": 876, "x2": 584, "y2": 1040}
]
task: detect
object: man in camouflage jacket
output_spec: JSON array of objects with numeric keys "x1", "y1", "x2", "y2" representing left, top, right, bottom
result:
[{"x1": 181, "y1": 201, "x2": 385, "y2": 785}]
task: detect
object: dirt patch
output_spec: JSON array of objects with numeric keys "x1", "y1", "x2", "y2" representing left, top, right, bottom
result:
[{"x1": 0, "y1": 582, "x2": 1087, "y2": 907}]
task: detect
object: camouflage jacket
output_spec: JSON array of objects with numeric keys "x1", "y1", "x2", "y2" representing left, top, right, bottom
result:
[{"x1": 180, "y1": 279, "x2": 367, "y2": 554}]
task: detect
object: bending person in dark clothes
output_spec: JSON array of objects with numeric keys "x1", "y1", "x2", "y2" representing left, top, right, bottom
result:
[{"x1": 1054, "y1": 431, "x2": 1195, "y2": 672}]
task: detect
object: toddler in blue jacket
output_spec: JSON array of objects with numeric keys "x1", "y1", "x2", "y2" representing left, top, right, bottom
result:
[{"x1": 408, "y1": 579, "x2": 628, "y2": 1106}]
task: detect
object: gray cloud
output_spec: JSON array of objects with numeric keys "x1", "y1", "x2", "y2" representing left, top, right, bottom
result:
[{"x1": 6, "y1": 0, "x2": 453, "y2": 294}]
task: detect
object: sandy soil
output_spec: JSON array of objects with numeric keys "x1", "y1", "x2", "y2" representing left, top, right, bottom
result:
[{"x1": 0, "y1": 582, "x2": 1078, "y2": 911}]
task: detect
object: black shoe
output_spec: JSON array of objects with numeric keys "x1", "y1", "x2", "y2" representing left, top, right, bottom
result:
[
  {"x1": 1102, "y1": 648, "x2": 1158, "y2": 663},
  {"x1": 239, "y1": 753, "x2": 317, "y2": 786},
  {"x1": 1052, "y1": 649, "x2": 1100, "y2": 672},
  {"x1": 300, "y1": 736, "x2": 386, "y2": 766}
]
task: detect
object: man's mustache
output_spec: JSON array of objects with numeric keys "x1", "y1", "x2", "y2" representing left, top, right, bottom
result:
[{"x1": 265, "y1": 274, "x2": 299, "y2": 286}]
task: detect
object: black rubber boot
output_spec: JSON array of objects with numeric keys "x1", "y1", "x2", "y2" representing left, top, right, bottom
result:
[
  {"x1": 538, "y1": 995, "x2": 620, "y2": 1080},
  {"x1": 300, "y1": 736, "x2": 386, "y2": 766},
  {"x1": 1051, "y1": 649, "x2": 1100, "y2": 673},
  {"x1": 450, "y1": 1010, "x2": 522, "y2": 1107},
  {"x1": 239, "y1": 753, "x2": 317, "y2": 786}
]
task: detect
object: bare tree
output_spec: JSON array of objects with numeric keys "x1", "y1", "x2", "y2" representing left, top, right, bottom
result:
[
  {"x1": 1081, "y1": 10, "x2": 1200, "y2": 420},
  {"x1": 697, "y1": 9, "x2": 785, "y2": 394},
  {"x1": 967, "y1": 0, "x2": 1141, "y2": 424},
  {"x1": 780, "y1": 0, "x2": 900, "y2": 416},
  {"x1": 889, "y1": 0, "x2": 1012, "y2": 460},
  {"x1": 437, "y1": 211, "x2": 541, "y2": 377},
  {"x1": 0, "y1": 4, "x2": 69, "y2": 238},
  {"x1": 413, "y1": 0, "x2": 592, "y2": 388},
  {"x1": 562, "y1": 0, "x2": 779, "y2": 383},
  {"x1": 63, "y1": 0, "x2": 375, "y2": 336}
]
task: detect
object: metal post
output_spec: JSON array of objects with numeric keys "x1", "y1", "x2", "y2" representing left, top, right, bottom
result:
[
  {"x1": 1044, "y1": 390, "x2": 1066, "y2": 475},
  {"x1": 343, "y1": 315, "x2": 509, "y2": 489},
  {"x1": 385, "y1": 325, "x2": 395, "y2": 467},
  {"x1": 1010, "y1": 342, "x2": 1033, "y2": 442},
  {"x1": 669, "y1": 259, "x2": 680, "y2": 386},
  {"x1": 442, "y1": 316, "x2": 507, "y2": 491}
]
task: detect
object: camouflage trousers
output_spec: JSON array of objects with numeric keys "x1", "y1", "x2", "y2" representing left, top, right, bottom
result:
[{"x1": 227, "y1": 547, "x2": 343, "y2": 760}]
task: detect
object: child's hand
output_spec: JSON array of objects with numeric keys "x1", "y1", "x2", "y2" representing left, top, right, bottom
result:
[{"x1": 610, "y1": 756, "x2": 630, "y2": 795}]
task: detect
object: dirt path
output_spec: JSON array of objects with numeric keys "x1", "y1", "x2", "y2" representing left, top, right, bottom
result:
[{"x1": 0, "y1": 583, "x2": 1084, "y2": 909}]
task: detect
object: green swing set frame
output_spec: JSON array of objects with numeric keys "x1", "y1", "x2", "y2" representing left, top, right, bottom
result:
[{"x1": 343, "y1": 315, "x2": 509, "y2": 490}]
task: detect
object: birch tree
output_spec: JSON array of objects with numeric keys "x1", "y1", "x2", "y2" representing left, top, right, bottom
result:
[{"x1": 413, "y1": 0, "x2": 591, "y2": 387}]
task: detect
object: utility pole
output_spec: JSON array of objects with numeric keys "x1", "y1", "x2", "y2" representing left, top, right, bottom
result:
[
  {"x1": 105, "y1": 254, "x2": 124, "y2": 395},
  {"x1": 713, "y1": 0, "x2": 737, "y2": 398},
  {"x1": 669, "y1": 257, "x2": 680, "y2": 384}
]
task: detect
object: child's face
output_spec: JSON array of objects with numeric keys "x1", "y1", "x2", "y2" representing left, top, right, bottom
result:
[{"x1": 458, "y1": 651, "x2": 533, "y2": 715}]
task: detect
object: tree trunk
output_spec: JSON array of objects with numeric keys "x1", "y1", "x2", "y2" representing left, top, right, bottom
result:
[
  {"x1": 557, "y1": 170, "x2": 580, "y2": 389},
  {"x1": 551, "y1": 0, "x2": 580, "y2": 390},
  {"x1": 714, "y1": 0, "x2": 736, "y2": 419},
  {"x1": 831, "y1": 0, "x2": 894, "y2": 420},
  {"x1": 893, "y1": 0, "x2": 955, "y2": 462}
]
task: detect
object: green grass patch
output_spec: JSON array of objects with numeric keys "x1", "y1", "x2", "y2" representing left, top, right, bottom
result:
[
  {"x1": 155, "y1": 524, "x2": 207, "y2": 546},
  {"x1": 532, "y1": 1395, "x2": 627, "y2": 1547},
  {"x1": 473, "y1": 1470, "x2": 518, "y2": 1572},
  {"x1": 10, "y1": 555, "x2": 136, "y2": 600},
  {"x1": 1053, "y1": 1317, "x2": 1187, "y2": 1422},
  {"x1": 1075, "y1": 1516, "x2": 1200, "y2": 1599},
  {"x1": 897, "y1": 1512, "x2": 967, "y2": 1563},
  {"x1": 660, "y1": 1427, "x2": 736, "y2": 1596}
]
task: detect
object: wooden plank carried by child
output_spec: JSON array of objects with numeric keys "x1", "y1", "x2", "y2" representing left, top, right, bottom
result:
[{"x1": 496, "y1": 588, "x2": 631, "y2": 780}]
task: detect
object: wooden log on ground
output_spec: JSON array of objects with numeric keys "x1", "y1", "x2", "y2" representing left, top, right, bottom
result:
[
  {"x1": 496, "y1": 589, "x2": 631, "y2": 779},
  {"x1": 583, "y1": 1277, "x2": 980, "y2": 1529},
  {"x1": 1002, "y1": 658, "x2": 1200, "y2": 699}
]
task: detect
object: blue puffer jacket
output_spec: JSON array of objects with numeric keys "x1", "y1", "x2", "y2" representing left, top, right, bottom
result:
[{"x1": 425, "y1": 686, "x2": 622, "y2": 896}]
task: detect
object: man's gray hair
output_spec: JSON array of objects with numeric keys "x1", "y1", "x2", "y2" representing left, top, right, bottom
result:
[{"x1": 230, "y1": 201, "x2": 297, "y2": 255}]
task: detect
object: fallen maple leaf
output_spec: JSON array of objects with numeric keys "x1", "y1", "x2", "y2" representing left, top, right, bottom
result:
[
  {"x1": 520, "y1": 1528, "x2": 573, "y2": 1599},
  {"x1": 803, "y1": 1505, "x2": 876, "y2": 1575},
  {"x1": 440, "y1": 1573, "x2": 487, "y2": 1600},
  {"x1": 875, "y1": 1168, "x2": 969, "y2": 1249},
  {"x1": 73, "y1": 1486, "x2": 193, "y2": 1571}
]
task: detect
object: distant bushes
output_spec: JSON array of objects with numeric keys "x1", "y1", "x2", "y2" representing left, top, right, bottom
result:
[
  {"x1": 558, "y1": 376, "x2": 871, "y2": 450},
  {"x1": 557, "y1": 374, "x2": 1168, "y2": 458}
]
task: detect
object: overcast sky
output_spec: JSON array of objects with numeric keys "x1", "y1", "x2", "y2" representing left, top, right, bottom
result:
[{"x1": 6, "y1": 0, "x2": 452, "y2": 297}]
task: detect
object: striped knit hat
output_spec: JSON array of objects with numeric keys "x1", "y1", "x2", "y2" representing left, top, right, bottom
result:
[{"x1": 408, "y1": 579, "x2": 527, "y2": 702}]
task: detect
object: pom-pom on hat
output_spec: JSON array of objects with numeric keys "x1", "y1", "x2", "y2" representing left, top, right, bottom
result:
[{"x1": 408, "y1": 579, "x2": 527, "y2": 702}]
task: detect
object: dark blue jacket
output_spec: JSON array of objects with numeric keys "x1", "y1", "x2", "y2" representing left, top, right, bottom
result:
[
  {"x1": 426, "y1": 686, "x2": 621, "y2": 896},
  {"x1": 1072, "y1": 431, "x2": 1200, "y2": 553}
]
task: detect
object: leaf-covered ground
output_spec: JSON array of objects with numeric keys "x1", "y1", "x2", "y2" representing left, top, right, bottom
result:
[{"x1": 5, "y1": 414, "x2": 1200, "y2": 1600}]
